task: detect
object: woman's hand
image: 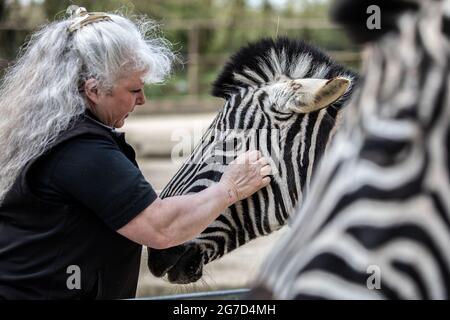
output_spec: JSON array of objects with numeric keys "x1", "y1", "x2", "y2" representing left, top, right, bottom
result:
[
  {"x1": 219, "y1": 150, "x2": 272, "y2": 203},
  {"x1": 120, "y1": 150, "x2": 272, "y2": 248}
]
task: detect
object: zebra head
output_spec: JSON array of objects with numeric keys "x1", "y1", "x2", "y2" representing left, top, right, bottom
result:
[{"x1": 147, "y1": 37, "x2": 357, "y2": 284}]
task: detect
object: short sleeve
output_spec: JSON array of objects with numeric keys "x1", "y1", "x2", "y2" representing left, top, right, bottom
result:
[{"x1": 48, "y1": 135, "x2": 158, "y2": 230}]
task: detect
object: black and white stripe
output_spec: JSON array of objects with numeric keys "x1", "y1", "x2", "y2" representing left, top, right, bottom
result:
[
  {"x1": 147, "y1": 37, "x2": 356, "y2": 284},
  {"x1": 251, "y1": 0, "x2": 450, "y2": 299}
]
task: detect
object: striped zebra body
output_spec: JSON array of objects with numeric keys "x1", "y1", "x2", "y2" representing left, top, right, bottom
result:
[
  {"x1": 250, "y1": 0, "x2": 450, "y2": 299},
  {"x1": 147, "y1": 37, "x2": 356, "y2": 284}
]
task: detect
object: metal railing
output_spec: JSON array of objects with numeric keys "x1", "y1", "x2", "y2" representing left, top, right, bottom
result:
[{"x1": 133, "y1": 288, "x2": 250, "y2": 300}]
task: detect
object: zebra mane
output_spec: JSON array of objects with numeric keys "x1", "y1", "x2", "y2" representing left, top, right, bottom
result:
[{"x1": 212, "y1": 37, "x2": 354, "y2": 99}]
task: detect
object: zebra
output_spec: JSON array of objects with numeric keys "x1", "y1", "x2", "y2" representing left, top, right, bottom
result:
[
  {"x1": 146, "y1": 37, "x2": 357, "y2": 284},
  {"x1": 249, "y1": 0, "x2": 450, "y2": 299}
]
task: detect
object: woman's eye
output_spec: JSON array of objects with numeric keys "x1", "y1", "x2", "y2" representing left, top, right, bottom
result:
[{"x1": 131, "y1": 89, "x2": 142, "y2": 93}]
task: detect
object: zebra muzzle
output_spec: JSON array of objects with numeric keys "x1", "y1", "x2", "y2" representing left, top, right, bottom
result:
[{"x1": 147, "y1": 243, "x2": 205, "y2": 284}]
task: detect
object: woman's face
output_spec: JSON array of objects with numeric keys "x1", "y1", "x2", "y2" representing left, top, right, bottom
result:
[{"x1": 86, "y1": 70, "x2": 146, "y2": 128}]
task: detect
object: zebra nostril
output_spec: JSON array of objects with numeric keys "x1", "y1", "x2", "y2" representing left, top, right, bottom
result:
[
  {"x1": 166, "y1": 244, "x2": 205, "y2": 284},
  {"x1": 147, "y1": 245, "x2": 192, "y2": 278}
]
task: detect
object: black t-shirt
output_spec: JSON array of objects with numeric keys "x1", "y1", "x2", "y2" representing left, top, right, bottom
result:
[
  {"x1": 28, "y1": 133, "x2": 157, "y2": 231},
  {"x1": 0, "y1": 115, "x2": 158, "y2": 299}
]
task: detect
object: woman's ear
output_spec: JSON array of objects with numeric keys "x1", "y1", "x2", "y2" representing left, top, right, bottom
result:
[{"x1": 84, "y1": 78, "x2": 99, "y2": 105}]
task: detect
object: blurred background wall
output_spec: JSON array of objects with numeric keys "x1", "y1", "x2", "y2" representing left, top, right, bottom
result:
[{"x1": 0, "y1": 0, "x2": 361, "y2": 297}]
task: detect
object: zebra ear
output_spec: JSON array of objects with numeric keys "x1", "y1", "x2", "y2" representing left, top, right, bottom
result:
[{"x1": 287, "y1": 77, "x2": 351, "y2": 113}]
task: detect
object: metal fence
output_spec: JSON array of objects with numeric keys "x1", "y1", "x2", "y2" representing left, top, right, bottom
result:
[{"x1": 133, "y1": 289, "x2": 250, "y2": 300}]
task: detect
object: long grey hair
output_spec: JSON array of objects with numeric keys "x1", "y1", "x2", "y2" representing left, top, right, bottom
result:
[{"x1": 0, "y1": 11, "x2": 174, "y2": 205}]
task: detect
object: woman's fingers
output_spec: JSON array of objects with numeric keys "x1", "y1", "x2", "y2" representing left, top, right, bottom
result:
[
  {"x1": 248, "y1": 150, "x2": 261, "y2": 163},
  {"x1": 256, "y1": 157, "x2": 269, "y2": 166},
  {"x1": 220, "y1": 150, "x2": 273, "y2": 202},
  {"x1": 260, "y1": 164, "x2": 272, "y2": 177},
  {"x1": 261, "y1": 176, "x2": 271, "y2": 186},
  {"x1": 232, "y1": 150, "x2": 261, "y2": 165}
]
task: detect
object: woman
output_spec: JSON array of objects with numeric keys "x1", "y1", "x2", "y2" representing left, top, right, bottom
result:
[{"x1": 0, "y1": 6, "x2": 271, "y2": 299}]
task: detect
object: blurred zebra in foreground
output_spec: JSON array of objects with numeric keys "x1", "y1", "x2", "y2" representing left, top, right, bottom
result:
[
  {"x1": 250, "y1": 0, "x2": 450, "y2": 299},
  {"x1": 147, "y1": 37, "x2": 357, "y2": 284}
]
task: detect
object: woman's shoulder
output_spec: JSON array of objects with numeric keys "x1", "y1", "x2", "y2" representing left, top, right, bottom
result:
[
  {"x1": 52, "y1": 132, "x2": 122, "y2": 164},
  {"x1": 58, "y1": 114, "x2": 118, "y2": 144}
]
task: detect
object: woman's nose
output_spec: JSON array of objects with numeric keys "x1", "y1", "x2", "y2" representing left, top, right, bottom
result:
[{"x1": 136, "y1": 91, "x2": 146, "y2": 105}]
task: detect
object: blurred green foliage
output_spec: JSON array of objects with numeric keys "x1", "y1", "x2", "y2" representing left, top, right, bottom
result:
[{"x1": 0, "y1": 0, "x2": 360, "y2": 100}]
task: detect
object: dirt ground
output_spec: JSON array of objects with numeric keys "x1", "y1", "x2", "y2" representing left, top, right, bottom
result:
[{"x1": 121, "y1": 114, "x2": 289, "y2": 298}]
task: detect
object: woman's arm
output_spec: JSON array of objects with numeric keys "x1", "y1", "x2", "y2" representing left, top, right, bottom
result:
[{"x1": 118, "y1": 150, "x2": 271, "y2": 249}]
